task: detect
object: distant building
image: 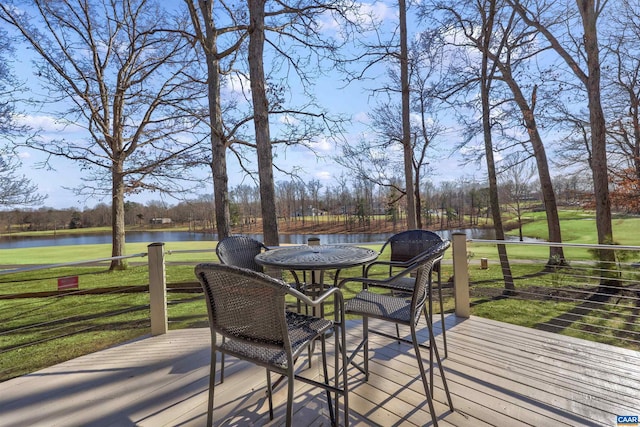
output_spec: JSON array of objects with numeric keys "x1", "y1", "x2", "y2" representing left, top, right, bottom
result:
[{"x1": 150, "y1": 218, "x2": 172, "y2": 225}]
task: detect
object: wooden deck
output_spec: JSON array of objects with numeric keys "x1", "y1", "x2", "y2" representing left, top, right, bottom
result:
[{"x1": 1, "y1": 314, "x2": 638, "y2": 426}]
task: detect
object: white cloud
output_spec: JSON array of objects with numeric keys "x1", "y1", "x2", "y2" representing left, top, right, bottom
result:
[
  {"x1": 359, "y1": 1, "x2": 397, "y2": 23},
  {"x1": 314, "y1": 170, "x2": 333, "y2": 181},
  {"x1": 310, "y1": 136, "x2": 333, "y2": 153},
  {"x1": 278, "y1": 114, "x2": 300, "y2": 125},
  {"x1": 353, "y1": 111, "x2": 370, "y2": 124},
  {"x1": 223, "y1": 73, "x2": 251, "y2": 96},
  {"x1": 317, "y1": 1, "x2": 397, "y2": 37},
  {"x1": 15, "y1": 114, "x2": 83, "y2": 133}
]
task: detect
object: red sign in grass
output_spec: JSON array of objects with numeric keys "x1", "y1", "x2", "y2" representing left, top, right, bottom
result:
[{"x1": 57, "y1": 276, "x2": 79, "y2": 291}]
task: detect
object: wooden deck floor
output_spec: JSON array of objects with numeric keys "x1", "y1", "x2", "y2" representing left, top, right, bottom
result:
[{"x1": 1, "y1": 314, "x2": 638, "y2": 427}]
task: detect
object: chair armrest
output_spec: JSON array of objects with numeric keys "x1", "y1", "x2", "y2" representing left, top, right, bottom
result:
[
  {"x1": 344, "y1": 253, "x2": 445, "y2": 291},
  {"x1": 287, "y1": 286, "x2": 345, "y2": 322},
  {"x1": 288, "y1": 286, "x2": 342, "y2": 307},
  {"x1": 339, "y1": 268, "x2": 414, "y2": 292}
]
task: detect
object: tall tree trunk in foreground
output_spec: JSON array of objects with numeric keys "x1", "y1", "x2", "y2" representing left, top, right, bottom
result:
[
  {"x1": 578, "y1": 1, "x2": 618, "y2": 288},
  {"x1": 399, "y1": 0, "x2": 416, "y2": 229},
  {"x1": 111, "y1": 160, "x2": 126, "y2": 270},
  {"x1": 481, "y1": 0, "x2": 514, "y2": 292},
  {"x1": 205, "y1": 13, "x2": 231, "y2": 240},
  {"x1": 248, "y1": 0, "x2": 279, "y2": 246}
]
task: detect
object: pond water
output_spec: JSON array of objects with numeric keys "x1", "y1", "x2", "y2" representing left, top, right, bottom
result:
[{"x1": 0, "y1": 228, "x2": 542, "y2": 249}]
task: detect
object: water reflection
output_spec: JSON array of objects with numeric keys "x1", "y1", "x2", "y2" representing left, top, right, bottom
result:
[{"x1": 0, "y1": 228, "x2": 543, "y2": 249}]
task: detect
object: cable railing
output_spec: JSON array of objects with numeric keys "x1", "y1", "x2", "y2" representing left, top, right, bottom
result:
[{"x1": 455, "y1": 235, "x2": 640, "y2": 350}]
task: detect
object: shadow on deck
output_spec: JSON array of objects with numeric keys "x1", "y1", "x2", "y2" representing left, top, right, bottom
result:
[{"x1": 1, "y1": 314, "x2": 638, "y2": 426}]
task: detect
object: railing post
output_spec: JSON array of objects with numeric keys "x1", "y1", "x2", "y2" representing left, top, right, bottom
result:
[
  {"x1": 308, "y1": 237, "x2": 321, "y2": 284},
  {"x1": 452, "y1": 232, "x2": 470, "y2": 318},
  {"x1": 148, "y1": 242, "x2": 168, "y2": 335}
]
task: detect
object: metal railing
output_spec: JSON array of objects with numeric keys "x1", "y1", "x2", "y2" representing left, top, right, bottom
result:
[{"x1": 451, "y1": 233, "x2": 640, "y2": 349}]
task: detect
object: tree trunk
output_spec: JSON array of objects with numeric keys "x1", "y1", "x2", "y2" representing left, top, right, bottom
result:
[
  {"x1": 414, "y1": 170, "x2": 423, "y2": 229},
  {"x1": 578, "y1": 0, "x2": 617, "y2": 288},
  {"x1": 248, "y1": 0, "x2": 279, "y2": 246},
  {"x1": 201, "y1": 5, "x2": 231, "y2": 240},
  {"x1": 510, "y1": 0, "x2": 616, "y2": 285},
  {"x1": 482, "y1": 0, "x2": 514, "y2": 291},
  {"x1": 110, "y1": 161, "x2": 126, "y2": 270},
  {"x1": 399, "y1": 0, "x2": 416, "y2": 229},
  {"x1": 505, "y1": 79, "x2": 565, "y2": 264}
]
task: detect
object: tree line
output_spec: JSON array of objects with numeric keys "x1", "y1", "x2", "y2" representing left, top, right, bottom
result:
[
  {"x1": 0, "y1": 174, "x2": 594, "y2": 235},
  {"x1": 0, "y1": 0, "x2": 638, "y2": 287}
]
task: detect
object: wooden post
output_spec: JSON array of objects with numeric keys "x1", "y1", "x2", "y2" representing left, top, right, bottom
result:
[
  {"x1": 307, "y1": 237, "x2": 321, "y2": 284},
  {"x1": 148, "y1": 242, "x2": 168, "y2": 335},
  {"x1": 452, "y1": 232, "x2": 470, "y2": 318},
  {"x1": 307, "y1": 237, "x2": 323, "y2": 316}
]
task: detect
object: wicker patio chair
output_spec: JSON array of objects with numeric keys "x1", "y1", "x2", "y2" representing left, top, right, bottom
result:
[
  {"x1": 366, "y1": 229, "x2": 450, "y2": 356},
  {"x1": 216, "y1": 235, "x2": 306, "y2": 314},
  {"x1": 215, "y1": 235, "x2": 269, "y2": 273},
  {"x1": 339, "y1": 241, "x2": 453, "y2": 427},
  {"x1": 195, "y1": 263, "x2": 348, "y2": 427},
  {"x1": 214, "y1": 235, "x2": 271, "y2": 381}
]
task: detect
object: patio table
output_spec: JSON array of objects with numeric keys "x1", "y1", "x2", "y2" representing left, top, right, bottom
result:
[{"x1": 255, "y1": 244, "x2": 378, "y2": 313}]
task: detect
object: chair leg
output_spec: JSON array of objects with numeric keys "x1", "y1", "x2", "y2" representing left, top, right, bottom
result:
[
  {"x1": 266, "y1": 370, "x2": 274, "y2": 420},
  {"x1": 423, "y1": 306, "x2": 435, "y2": 396},
  {"x1": 437, "y1": 266, "x2": 448, "y2": 358},
  {"x1": 208, "y1": 348, "x2": 216, "y2": 426},
  {"x1": 320, "y1": 335, "x2": 336, "y2": 426},
  {"x1": 286, "y1": 368, "x2": 294, "y2": 427},
  {"x1": 411, "y1": 326, "x2": 439, "y2": 427},
  {"x1": 220, "y1": 335, "x2": 225, "y2": 383},
  {"x1": 427, "y1": 275, "x2": 435, "y2": 395},
  {"x1": 426, "y1": 314, "x2": 454, "y2": 412},
  {"x1": 336, "y1": 321, "x2": 349, "y2": 427},
  {"x1": 363, "y1": 316, "x2": 370, "y2": 380}
]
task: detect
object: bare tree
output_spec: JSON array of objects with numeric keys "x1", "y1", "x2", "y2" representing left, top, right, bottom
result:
[
  {"x1": 242, "y1": 0, "x2": 359, "y2": 244},
  {"x1": 0, "y1": 154, "x2": 46, "y2": 208},
  {"x1": 479, "y1": 0, "x2": 515, "y2": 291},
  {"x1": 425, "y1": 0, "x2": 515, "y2": 290},
  {"x1": 307, "y1": 179, "x2": 322, "y2": 225},
  {"x1": 0, "y1": 27, "x2": 45, "y2": 209},
  {"x1": 338, "y1": 32, "x2": 443, "y2": 229},
  {"x1": 398, "y1": 0, "x2": 416, "y2": 228},
  {"x1": 499, "y1": 152, "x2": 536, "y2": 242},
  {"x1": 1, "y1": 0, "x2": 203, "y2": 269},
  {"x1": 507, "y1": 0, "x2": 616, "y2": 287},
  {"x1": 184, "y1": 0, "x2": 248, "y2": 240},
  {"x1": 434, "y1": 0, "x2": 566, "y2": 264},
  {"x1": 246, "y1": 0, "x2": 278, "y2": 245},
  {"x1": 602, "y1": 1, "x2": 640, "y2": 212}
]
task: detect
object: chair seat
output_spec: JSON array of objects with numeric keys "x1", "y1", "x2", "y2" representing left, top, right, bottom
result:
[
  {"x1": 219, "y1": 311, "x2": 333, "y2": 369},
  {"x1": 345, "y1": 290, "x2": 413, "y2": 325}
]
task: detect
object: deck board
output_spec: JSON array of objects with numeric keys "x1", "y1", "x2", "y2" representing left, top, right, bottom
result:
[{"x1": 0, "y1": 314, "x2": 637, "y2": 427}]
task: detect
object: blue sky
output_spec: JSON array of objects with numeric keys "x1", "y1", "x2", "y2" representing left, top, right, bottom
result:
[{"x1": 8, "y1": 0, "x2": 483, "y2": 210}]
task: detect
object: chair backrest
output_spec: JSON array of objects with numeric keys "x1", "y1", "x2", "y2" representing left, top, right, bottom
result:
[
  {"x1": 383, "y1": 229, "x2": 444, "y2": 263},
  {"x1": 216, "y1": 235, "x2": 268, "y2": 272},
  {"x1": 406, "y1": 240, "x2": 450, "y2": 322},
  {"x1": 195, "y1": 263, "x2": 291, "y2": 349}
]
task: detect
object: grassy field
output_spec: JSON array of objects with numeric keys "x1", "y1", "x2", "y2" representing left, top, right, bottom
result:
[{"x1": 1, "y1": 209, "x2": 639, "y2": 381}]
